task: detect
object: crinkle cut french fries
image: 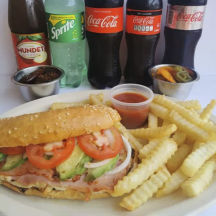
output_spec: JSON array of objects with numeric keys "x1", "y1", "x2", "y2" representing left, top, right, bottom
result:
[
  {"x1": 177, "y1": 100, "x2": 202, "y2": 111},
  {"x1": 148, "y1": 113, "x2": 158, "y2": 128},
  {"x1": 154, "y1": 95, "x2": 216, "y2": 133},
  {"x1": 117, "y1": 95, "x2": 216, "y2": 210},
  {"x1": 166, "y1": 144, "x2": 192, "y2": 173},
  {"x1": 181, "y1": 157, "x2": 216, "y2": 197},
  {"x1": 129, "y1": 124, "x2": 177, "y2": 139},
  {"x1": 51, "y1": 93, "x2": 216, "y2": 211},
  {"x1": 120, "y1": 166, "x2": 170, "y2": 211},
  {"x1": 113, "y1": 138, "x2": 177, "y2": 197},
  {"x1": 156, "y1": 169, "x2": 187, "y2": 198},
  {"x1": 139, "y1": 139, "x2": 159, "y2": 159},
  {"x1": 180, "y1": 141, "x2": 216, "y2": 177},
  {"x1": 200, "y1": 100, "x2": 216, "y2": 121}
]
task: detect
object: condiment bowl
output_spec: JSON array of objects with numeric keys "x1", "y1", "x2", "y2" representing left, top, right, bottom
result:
[
  {"x1": 149, "y1": 64, "x2": 200, "y2": 100},
  {"x1": 11, "y1": 65, "x2": 64, "y2": 101},
  {"x1": 110, "y1": 84, "x2": 154, "y2": 129}
]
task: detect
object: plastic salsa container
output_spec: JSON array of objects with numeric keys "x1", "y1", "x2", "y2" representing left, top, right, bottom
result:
[{"x1": 110, "y1": 84, "x2": 154, "y2": 129}]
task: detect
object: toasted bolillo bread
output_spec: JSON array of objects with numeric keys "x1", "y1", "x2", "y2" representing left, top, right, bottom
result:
[{"x1": 0, "y1": 104, "x2": 120, "y2": 148}]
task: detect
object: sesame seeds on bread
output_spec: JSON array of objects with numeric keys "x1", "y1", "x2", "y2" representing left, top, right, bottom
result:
[{"x1": 0, "y1": 105, "x2": 121, "y2": 148}]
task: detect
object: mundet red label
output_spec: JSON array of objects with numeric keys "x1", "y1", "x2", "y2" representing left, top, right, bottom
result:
[
  {"x1": 85, "y1": 7, "x2": 124, "y2": 34},
  {"x1": 126, "y1": 9, "x2": 162, "y2": 35},
  {"x1": 166, "y1": 5, "x2": 206, "y2": 30},
  {"x1": 11, "y1": 33, "x2": 50, "y2": 69}
]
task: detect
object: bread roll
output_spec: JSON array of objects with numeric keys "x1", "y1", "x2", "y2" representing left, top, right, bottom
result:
[
  {"x1": 1, "y1": 181, "x2": 110, "y2": 200},
  {"x1": 0, "y1": 105, "x2": 121, "y2": 148}
]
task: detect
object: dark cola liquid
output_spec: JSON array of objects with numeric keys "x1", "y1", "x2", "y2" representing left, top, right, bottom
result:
[
  {"x1": 124, "y1": 0, "x2": 163, "y2": 86},
  {"x1": 163, "y1": 28, "x2": 202, "y2": 69},
  {"x1": 87, "y1": 32, "x2": 123, "y2": 89},
  {"x1": 85, "y1": 0, "x2": 124, "y2": 89},
  {"x1": 125, "y1": 33, "x2": 159, "y2": 86}
]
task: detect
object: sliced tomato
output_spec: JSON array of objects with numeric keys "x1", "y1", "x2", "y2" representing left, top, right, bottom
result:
[
  {"x1": 77, "y1": 127, "x2": 124, "y2": 160},
  {"x1": 0, "y1": 146, "x2": 25, "y2": 155},
  {"x1": 26, "y1": 138, "x2": 75, "y2": 169}
]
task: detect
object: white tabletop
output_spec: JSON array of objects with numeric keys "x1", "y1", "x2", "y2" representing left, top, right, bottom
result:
[{"x1": 0, "y1": 73, "x2": 216, "y2": 216}]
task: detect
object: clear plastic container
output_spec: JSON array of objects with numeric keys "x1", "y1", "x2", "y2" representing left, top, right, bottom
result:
[{"x1": 110, "y1": 84, "x2": 154, "y2": 129}]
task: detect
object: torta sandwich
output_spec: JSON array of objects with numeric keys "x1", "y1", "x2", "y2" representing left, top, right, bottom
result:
[{"x1": 0, "y1": 105, "x2": 134, "y2": 200}]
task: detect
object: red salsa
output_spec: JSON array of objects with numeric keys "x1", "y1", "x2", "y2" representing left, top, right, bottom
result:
[
  {"x1": 114, "y1": 92, "x2": 148, "y2": 103},
  {"x1": 113, "y1": 92, "x2": 150, "y2": 129}
]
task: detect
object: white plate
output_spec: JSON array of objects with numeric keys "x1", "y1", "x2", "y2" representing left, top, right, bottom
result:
[{"x1": 0, "y1": 90, "x2": 216, "y2": 216}]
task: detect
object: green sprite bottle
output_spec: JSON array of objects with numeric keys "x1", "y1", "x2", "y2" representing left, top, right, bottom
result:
[{"x1": 44, "y1": 0, "x2": 86, "y2": 88}]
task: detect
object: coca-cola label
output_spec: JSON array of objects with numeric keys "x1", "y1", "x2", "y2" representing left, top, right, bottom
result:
[
  {"x1": 46, "y1": 13, "x2": 85, "y2": 42},
  {"x1": 166, "y1": 5, "x2": 206, "y2": 30},
  {"x1": 85, "y1": 7, "x2": 124, "y2": 34},
  {"x1": 11, "y1": 33, "x2": 50, "y2": 70},
  {"x1": 126, "y1": 9, "x2": 162, "y2": 35}
]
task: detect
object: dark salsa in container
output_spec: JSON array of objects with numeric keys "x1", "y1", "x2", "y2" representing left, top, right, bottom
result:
[{"x1": 19, "y1": 67, "x2": 61, "y2": 84}]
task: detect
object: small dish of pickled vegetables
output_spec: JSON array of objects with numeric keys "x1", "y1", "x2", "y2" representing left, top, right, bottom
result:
[
  {"x1": 154, "y1": 65, "x2": 194, "y2": 83},
  {"x1": 149, "y1": 64, "x2": 200, "y2": 100}
]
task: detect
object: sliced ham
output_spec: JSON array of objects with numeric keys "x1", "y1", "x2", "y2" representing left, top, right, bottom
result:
[
  {"x1": 0, "y1": 147, "x2": 131, "y2": 193},
  {"x1": 0, "y1": 161, "x2": 54, "y2": 180},
  {"x1": 8, "y1": 165, "x2": 128, "y2": 193}
]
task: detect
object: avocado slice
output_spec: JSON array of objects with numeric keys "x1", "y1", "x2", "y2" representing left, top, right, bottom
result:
[
  {"x1": 0, "y1": 153, "x2": 6, "y2": 162},
  {"x1": 1, "y1": 154, "x2": 26, "y2": 171},
  {"x1": 56, "y1": 145, "x2": 92, "y2": 180},
  {"x1": 85, "y1": 154, "x2": 119, "y2": 182},
  {"x1": 68, "y1": 155, "x2": 92, "y2": 178}
]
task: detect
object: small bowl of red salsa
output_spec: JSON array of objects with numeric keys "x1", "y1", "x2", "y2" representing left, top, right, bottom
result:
[{"x1": 110, "y1": 84, "x2": 154, "y2": 129}]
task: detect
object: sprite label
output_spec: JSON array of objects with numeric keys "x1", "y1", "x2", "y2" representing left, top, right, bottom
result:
[{"x1": 46, "y1": 12, "x2": 85, "y2": 42}]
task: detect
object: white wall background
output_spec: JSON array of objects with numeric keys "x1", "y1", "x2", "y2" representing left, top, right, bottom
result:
[{"x1": 0, "y1": 0, "x2": 215, "y2": 76}]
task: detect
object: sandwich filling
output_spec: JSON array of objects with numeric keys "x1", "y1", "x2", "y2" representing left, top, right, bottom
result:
[{"x1": 0, "y1": 127, "x2": 132, "y2": 197}]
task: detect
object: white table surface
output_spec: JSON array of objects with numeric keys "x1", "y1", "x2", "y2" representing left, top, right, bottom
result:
[{"x1": 0, "y1": 73, "x2": 216, "y2": 216}]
